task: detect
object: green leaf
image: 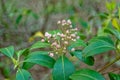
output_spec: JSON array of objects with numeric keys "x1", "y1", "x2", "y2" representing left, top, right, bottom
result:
[
  {"x1": 52, "y1": 56, "x2": 75, "y2": 80},
  {"x1": 70, "y1": 69, "x2": 105, "y2": 80},
  {"x1": 79, "y1": 18, "x2": 88, "y2": 28},
  {"x1": 16, "y1": 14, "x2": 22, "y2": 24},
  {"x1": 68, "y1": 39, "x2": 86, "y2": 50},
  {"x1": 16, "y1": 48, "x2": 29, "y2": 58},
  {"x1": 82, "y1": 39, "x2": 115, "y2": 57},
  {"x1": 0, "y1": 46, "x2": 14, "y2": 58},
  {"x1": 22, "y1": 51, "x2": 49, "y2": 70},
  {"x1": 71, "y1": 50, "x2": 94, "y2": 66},
  {"x1": 88, "y1": 36, "x2": 114, "y2": 45},
  {"x1": 22, "y1": 62, "x2": 35, "y2": 70},
  {"x1": 109, "y1": 72, "x2": 120, "y2": 80},
  {"x1": 16, "y1": 69, "x2": 33, "y2": 80},
  {"x1": 104, "y1": 28, "x2": 120, "y2": 40},
  {"x1": 106, "y1": 1, "x2": 116, "y2": 12},
  {"x1": 24, "y1": 52, "x2": 55, "y2": 68},
  {"x1": 30, "y1": 41, "x2": 50, "y2": 50}
]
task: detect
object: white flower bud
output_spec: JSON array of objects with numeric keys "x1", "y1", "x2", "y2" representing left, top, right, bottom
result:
[
  {"x1": 76, "y1": 36, "x2": 80, "y2": 39},
  {"x1": 67, "y1": 19, "x2": 71, "y2": 24},
  {"x1": 57, "y1": 32, "x2": 61, "y2": 36},
  {"x1": 64, "y1": 41, "x2": 68, "y2": 44},
  {"x1": 71, "y1": 48, "x2": 75, "y2": 52},
  {"x1": 71, "y1": 34, "x2": 76, "y2": 37},
  {"x1": 73, "y1": 39, "x2": 76, "y2": 41},
  {"x1": 70, "y1": 25, "x2": 72, "y2": 28},
  {"x1": 57, "y1": 21, "x2": 61, "y2": 24},
  {"x1": 66, "y1": 30, "x2": 69, "y2": 33}
]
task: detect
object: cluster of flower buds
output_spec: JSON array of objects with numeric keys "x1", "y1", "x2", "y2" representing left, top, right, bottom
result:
[{"x1": 41, "y1": 19, "x2": 80, "y2": 57}]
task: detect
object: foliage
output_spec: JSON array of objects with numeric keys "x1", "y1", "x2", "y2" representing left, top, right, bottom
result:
[{"x1": 0, "y1": 0, "x2": 120, "y2": 80}]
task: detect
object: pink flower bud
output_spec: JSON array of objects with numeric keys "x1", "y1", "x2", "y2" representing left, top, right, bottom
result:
[
  {"x1": 49, "y1": 52, "x2": 54, "y2": 57},
  {"x1": 41, "y1": 39, "x2": 45, "y2": 42},
  {"x1": 56, "y1": 44, "x2": 60, "y2": 48},
  {"x1": 74, "y1": 28, "x2": 78, "y2": 30},
  {"x1": 45, "y1": 32, "x2": 51, "y2": 38},
  {"x1": 51, "y1": 42, "x2": 57, "y2": 46},
  {"x1": 60, "y1": 34, "x2": 65, "y2": 37},
  {"x1": 62, "y1": 20, "x2": 66, "y2": 23}
]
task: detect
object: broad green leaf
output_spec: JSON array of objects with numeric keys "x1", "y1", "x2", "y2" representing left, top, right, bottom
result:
[
  {"x1": 22, "y1": 62, "x2": 35, "y2": 70},
  {"x1": 22, "y1": 51, "x2": 49, "y2": 69},
  {"x1": 109, "y1": 72, "x2": 120, "y2": 80},
  {"x1": 68, "y1": 39, "x2": 86, "y2": 51},
  {"x1": 52, "y1": 56, "x2": 75, "y2": 80},
  {"x1": 82, "y1": 39, "x2": 115, "y2": 57},
  {"x1": 24, "y1": 52, "x2": 55, "y2": 68},
  {"x1": 0, "y1": 46, "x2": 14, "y2": 58},
  {"x1": 104, "y1": 28, "x2": 120, "y2": 40},
  {"x1": 71, "y1": 50, "x2": 94, "y2": 66},
  {"x1": 88, "y1": 36, "x2": 114, "y2": 45},
  {"x1": 30, "y1": 41, "x2": 50, "y2": 50},
  {"x1": 70, "y1": 69, "x2": 105, "y2": 80},
  {"x1": 16, "y1": 69, "x2": 33, "y2": 80}
]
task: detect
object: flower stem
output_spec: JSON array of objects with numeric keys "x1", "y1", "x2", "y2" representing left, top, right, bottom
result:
[{"x1": 98, "y1": 56, "x2": 120, "y2": 72}]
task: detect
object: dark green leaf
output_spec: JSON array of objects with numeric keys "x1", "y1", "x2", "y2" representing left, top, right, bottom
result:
[
  {"x1": 71, "y1": 50, "x2": 94, "y2": 66},
  {"x1": 0, "y1": 46, "x2": 14, "y2": 58},
  {"x1": 22, "y1": 51, "x2": 49, "y2": 69},
  {"x1": 104, "y1": 28, "x2": 120, "y2": 40},
  {"x1": 16, "y1": 14, "x2": 22, "y2": 24},
  {"x1": 22, "y1": 62, "x2": 35, "y2": 70},
  {"x1": 30, "y1": 41, "x2": 50, "y2": 50},
  {"x1": 109, "y1": 72, "x2": 120, "y2": 80},
  {"x1": 70, "y1": 69, "x2": 105, "y2": 80},
  {"x1": 82, "y1": 39, "x2": 115, "y2": 57},
  {"x1": 52, "y1": 56, "x2": 75, "y2": 80},
  {"x1": 16, "y1": 48, "x2": 29, "y2": 58},
  {"x1": 24, "y1": 52, "x2": 55, "y2": 68},
  {"x1": 16, "y1": 69, "x2": 33, "y2": 80}
]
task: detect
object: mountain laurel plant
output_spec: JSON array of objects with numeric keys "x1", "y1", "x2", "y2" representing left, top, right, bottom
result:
[{"x1": 0, "y1": 19, "x2": 120, "y2": 80}]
